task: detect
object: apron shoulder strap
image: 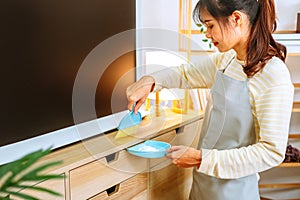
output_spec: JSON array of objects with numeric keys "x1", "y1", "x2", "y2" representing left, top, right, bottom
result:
[{"x1": 222, "y1": 56, "x2": 235, "y2": 73}]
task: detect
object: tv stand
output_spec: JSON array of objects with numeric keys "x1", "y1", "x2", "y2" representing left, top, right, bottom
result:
[{"x1": 14, "y1": 109, "x2": 203, "y2": 200}]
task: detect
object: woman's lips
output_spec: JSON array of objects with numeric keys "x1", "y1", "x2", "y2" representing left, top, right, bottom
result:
[{"x1": 213, "y1": 42, "x2": 219, "y2": 46}]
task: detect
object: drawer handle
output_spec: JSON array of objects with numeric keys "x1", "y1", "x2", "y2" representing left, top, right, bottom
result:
[
  {"x1": 175, "y1": 126, "x2": 184, "y2": 134},
  {"x1": 106, "y1": 184, "x2": 120, "y2": 196},
  {"x1": 105, "y1": 152, "x2": 119, "y2": 163}
]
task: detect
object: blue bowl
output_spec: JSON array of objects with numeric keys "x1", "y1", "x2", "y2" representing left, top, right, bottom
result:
[{"x1": 127, "y1": 140, "x2": 171, "y2": 158}]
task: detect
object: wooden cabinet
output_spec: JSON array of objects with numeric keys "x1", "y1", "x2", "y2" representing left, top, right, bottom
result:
[
  {"x1": 148, "y1": 120, "x2": 202, "y2": 200},
  {"x1": 69, "y1": 150, "x2": 148, "y2": 199},
  {"x1": 16, "y1": 110, "x2": 203, "y2": 200},
  {"x1": 149, "y1": 161, "x2": 193, "y2": 200},
  {"x1": 13, "y1": 176, "x2": 66, "y2": 200},
  {"x1": 87, "y1": 173, "x2": 148, "y2": 200}
]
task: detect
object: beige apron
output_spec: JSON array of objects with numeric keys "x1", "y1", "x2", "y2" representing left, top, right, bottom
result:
[{"x1": 189, "y1": 59, "x2": 260, "y2": 200}]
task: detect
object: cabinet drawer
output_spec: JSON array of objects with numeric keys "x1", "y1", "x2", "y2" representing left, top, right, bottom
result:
[
  {"x1": 13, "y1": 175, "x2": 65, "y2": 200},
  {"x1": 88, "y1": 173, "x2": 147, "y2": 200},
  {"x1": 70, "y1": 150, "x2": 148, "y2": 200},
  {"x1": 172, "y1": 120, "x2": 202, "y2": 148},
  {"x1": 148, "y1": 120, "x2": 203, "y2": 200},
  {"x1": 149, "y1": 161, "x2": 193, "y2": 200},
  {"x1": 149, "y1": 130, "x2": 176, "y2": 168},
  {"x1": 149, "y1": 120, "x2": 203, "y2": 169}
]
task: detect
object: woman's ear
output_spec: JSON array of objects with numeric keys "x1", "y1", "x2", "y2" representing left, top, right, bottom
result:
[{"x1": 231, "y1": 11, "x2": 243, "y2": 26}]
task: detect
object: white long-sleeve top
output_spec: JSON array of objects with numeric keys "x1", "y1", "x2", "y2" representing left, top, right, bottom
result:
[{"x1": 151, "y1": 50, "x2": 294, "y2": 179}]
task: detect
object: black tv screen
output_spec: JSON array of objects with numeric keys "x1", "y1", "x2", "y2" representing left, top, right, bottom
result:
[{"x1": 0, "y1": 0, "x2": 136, "y2": 163}]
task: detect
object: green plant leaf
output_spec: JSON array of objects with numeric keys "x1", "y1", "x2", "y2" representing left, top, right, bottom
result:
[
  {"x1": 1, "y1": 149, "x2": 52, "y2": 190},
  {"x1": 0, "y1": 148, "x2": 63, "y2": 200},
  {"x1": 0, "y1": 163, "x2": 14, "y2": 178},
  {"x1": 0, "y1": 195, "x2": 11, "y2": 200},
  {"x1": 13, "y1": 185, "x2": 62, "y2": 197},
  {"x1": 202, "y1": 39, "x2": 209, "y2": 42},
  {"x1": 20, "y1": 161, "x2": 63, "y2": 182},
  {"x1": 3, "y1": 190, "x2": 39, "y2": 200}
]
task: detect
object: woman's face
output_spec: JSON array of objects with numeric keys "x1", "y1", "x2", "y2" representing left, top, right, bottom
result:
[{"x1": 200, "y1": 9, "x2": 243, "y2": 53}]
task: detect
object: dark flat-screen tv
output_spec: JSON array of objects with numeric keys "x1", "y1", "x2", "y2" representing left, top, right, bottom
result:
[{"x1": 0, "y1": 0, "x2": 136, "y2": 164}]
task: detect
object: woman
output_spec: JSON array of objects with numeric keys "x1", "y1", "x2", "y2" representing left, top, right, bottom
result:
[{"x1": 126, "y1": 0, "x2": 294, "y2": 199}]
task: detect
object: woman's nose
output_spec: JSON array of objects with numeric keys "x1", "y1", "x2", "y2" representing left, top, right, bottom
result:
[{"x1": 205, "y1": 31, "x2": 211, "y2": 39}]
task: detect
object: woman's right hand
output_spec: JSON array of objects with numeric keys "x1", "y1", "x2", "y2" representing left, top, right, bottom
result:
[{"x1": 126, "y1": 76, "x2": 155, "y2": 114}]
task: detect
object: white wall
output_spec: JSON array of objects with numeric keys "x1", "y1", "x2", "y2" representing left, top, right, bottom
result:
[
  {"x1": 137, "y1": 0, "x2": 179, "y2": 30},
  {"x1": 136, "y1": 0, "x2": 185, "y2": 78},
  {"x1": 138, "y1": 0, "x2": 300, "y2": 32},
  {"x1": 275, "y1": 0, "x2": 300, "y2": 31}
]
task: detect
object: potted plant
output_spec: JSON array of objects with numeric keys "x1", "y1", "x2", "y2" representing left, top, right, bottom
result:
[{"x1": 0, "y1": 148, "x2": 64, "y2": 200}]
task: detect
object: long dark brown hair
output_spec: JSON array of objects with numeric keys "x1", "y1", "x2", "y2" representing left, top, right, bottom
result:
[{"x1": 193, "y1": 0, "x2": 286, "y2": 77}]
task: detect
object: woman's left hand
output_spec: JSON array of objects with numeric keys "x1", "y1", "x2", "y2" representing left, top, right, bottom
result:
[{"x1": 166, "y1": 145, "x2": 202, "y2": 168}]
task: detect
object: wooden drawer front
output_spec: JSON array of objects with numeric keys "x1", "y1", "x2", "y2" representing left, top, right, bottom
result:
[
  {"x1": 70, "y1": 150, "x2": 148, "y2": 200},
  {"x1": 149, "y1": 120, "x2": 203, "y2": 169},
  {"x1": 149, "y1": 161, "x2": 193, "y2": 200},
  {"x1": 149, "y1": 130, "x2": 176, "y2": 168},
  {"x1": 148, "y1": 120, "x2": 203, "y2": 199},
  {"x1": 88, "y1": 173, "x2": 147, "y2": 200},
  {"x1": 172, "y1": 120, "x2": 202, "y2": 148},
  {"x1": 13, "y1": 175, "x2": 65, "y2": 200}
]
